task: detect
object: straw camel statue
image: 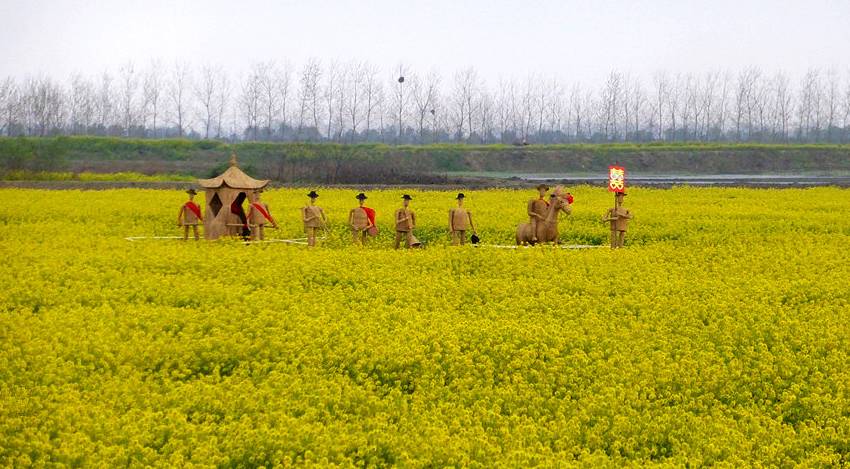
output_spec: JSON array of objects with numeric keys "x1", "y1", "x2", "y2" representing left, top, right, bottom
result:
[{"x1": 516, "y1": 193, "x2": 572, "y2": 245}]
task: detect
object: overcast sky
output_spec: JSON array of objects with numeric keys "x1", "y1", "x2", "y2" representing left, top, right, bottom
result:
[{"x1": 1, "y1": 0, "x2": 848, "y2": 84}]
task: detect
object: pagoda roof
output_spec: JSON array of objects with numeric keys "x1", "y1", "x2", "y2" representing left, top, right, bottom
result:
[{"x1": 197, "y1": 153, "x2": 269, "y2": 190}]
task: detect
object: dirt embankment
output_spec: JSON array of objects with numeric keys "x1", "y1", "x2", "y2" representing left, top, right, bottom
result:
[{"x1": 2, "y1": 138, "x2": 850, "y2": 184}]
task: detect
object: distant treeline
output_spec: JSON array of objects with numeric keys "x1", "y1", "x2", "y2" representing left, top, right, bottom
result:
[
  {"x1": 2, "y1": 63, "x2": 850, "y2": 145},
  {"x1": 2, "y1": 137, "x2": 850, "y2": 183}
]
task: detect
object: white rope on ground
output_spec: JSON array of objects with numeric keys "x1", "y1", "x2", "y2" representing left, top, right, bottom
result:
[
  {"x1": 240, "y1": 236, "x2": 331, "y2": 245},
  {"x1": 478, "y1": 243, "x2": 605, "y2": 249},
  {"x1": 246, "y1": 238, "x2": 308, "y2": 245},
  {"x1": 124, "y1": 236, "x2": 600, "y2": 249},
  {"x1": 124, "y1": 236, "x2": 326, "y2": 245},
  {"x1": 124, "y1": 236, "x2": 184, "y2": 241}
]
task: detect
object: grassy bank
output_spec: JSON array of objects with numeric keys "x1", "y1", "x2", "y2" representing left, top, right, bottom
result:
[{"x1": 2, "y1": 136, "x2": 850, "y2": 183}]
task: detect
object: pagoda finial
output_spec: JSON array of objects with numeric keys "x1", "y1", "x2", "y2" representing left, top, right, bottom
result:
[{"x1": 229, "y1": 151, "x2": 238, "y2": 167}]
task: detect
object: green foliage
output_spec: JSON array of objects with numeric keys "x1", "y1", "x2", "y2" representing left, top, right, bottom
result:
[
  {"x1": 0, "y1": 171, "x2": 194, "y2": 182},
  {"x1": 0, "y1": 187, "x2": 849, "y2": 466},
  {"x1": 3, "y1": 136, "x2": 850, "y2": 179},
  {"x1": 0, "y1": 136, "x2": 68, "y2": 172}
]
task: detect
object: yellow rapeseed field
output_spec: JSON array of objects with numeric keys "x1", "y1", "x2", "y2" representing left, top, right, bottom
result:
[{"x1": 1, "y1": 187, "x2": 849, "y2": 467}]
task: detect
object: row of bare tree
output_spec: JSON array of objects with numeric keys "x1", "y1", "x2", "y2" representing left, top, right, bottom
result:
[{"x1": 2, "y1": 60, "x2": 849, "y2": 144}]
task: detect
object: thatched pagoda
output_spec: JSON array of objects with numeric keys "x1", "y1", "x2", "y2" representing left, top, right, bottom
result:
[{"x1": 197, "y1": 153, "x2": 269, "y2": 240}]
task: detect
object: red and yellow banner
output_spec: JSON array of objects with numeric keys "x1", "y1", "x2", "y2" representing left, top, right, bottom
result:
[{"x1": 607, "y1": 165, "x2": 626, "y2": 193}]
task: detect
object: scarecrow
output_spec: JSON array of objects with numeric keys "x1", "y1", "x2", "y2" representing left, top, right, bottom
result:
[
  {"x1": 247, "y1": 189, "x2": 278, "y2": 241},
  {"x1": 527, "y1": 183, "x2": 550, "y2": 242},
  {"x1": 394, "y1": 194, "x2": 420, "y2": 249},
  {"x1": 177, "y1": 188, "x2": 203, "y2": 240},
  {"x1": 603, "y1": 192, "x2": 633, "y2": 248},
  {"x1": 449, "y1": 193, "x2": 476, "y2": 245},
  {"x1": 349, "y1": 193, "x2": 376, "y2": 245},
  {"x1": 302, "y1": 190, "x2": 327, "y2": 247}
]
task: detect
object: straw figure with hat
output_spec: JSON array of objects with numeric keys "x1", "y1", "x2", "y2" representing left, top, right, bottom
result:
[
  {"x1": 516, "y1": 185, "x2": 573, "y2": 245},
  {"x1": 301, "y1": 190, "x2": 327, "y2": 247},
  {"x1": 603, "y1": 191, "x2": 633, "y2": 249},
  {"x1": 177, "y1": 188, "x2": 204, "y2": 241},
  {"x1": 526, "y1": 183, "x2": 551, "y2": 243},
  {"x1": 247, "y1": 188, "x2": 279, "y2": 241},
  {"x1": 349, "y1": 193, "x2": 377, "y2": 245},
  {"x1": 448, "y1": 193, "x2": 477, "y2": 245},
  {"x1": 394, "y1": 194, "x2": 421, "y2": 249}
]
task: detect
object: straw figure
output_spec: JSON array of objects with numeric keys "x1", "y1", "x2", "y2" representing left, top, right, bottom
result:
[
  {"x1": 603, "y1": 192, "x2": 633, "y2": 248},
  {"x1": 302, "y1": 190, "x2": 327, "y2": 247},
  {"x1": 177, "y1": 188, "x2": 203, "y2": 240},
  {"x1": 448, "y1": 193, "x2": 476, "y2": 245},
  {"x1": 349, "y1": 193, "x2": 376, "y2": 245},
  {"x1": 394, "y1": 194, "x2": 420, "y2": 249},
  {"x1": 526, "y1": 183, "x2": 550, "y2": 242},
  {"x1": 246, "y1": 189, "x2": 278, "y2": 241}
]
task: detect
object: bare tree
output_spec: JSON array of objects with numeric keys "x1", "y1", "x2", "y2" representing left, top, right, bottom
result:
[
  {"x1": 324, "y1": 60, "x2": 340, "y2": 140},
  {"x1": 678, "y1": 73, "x2": 696, "y2": 140},
  {"x1": 344, "y1": 61, "x2": 366, "y2": 142},
  {"x1": 391, "y1": 63, "x2": 409, "y2": 142},
  {"x1": 547, "y1": 79, "x2": 566, "y2": 142},
  {"x1": 569, "y1": 83, "x2": 585, "y2": 141},
  {"x1": 696, "y1": 72, "x2": 719, "y2": 140},
  {"x1": 464, "y1": 69, "x2": 482, "y2": 141},
  {"x1": 626, "y1": 77, "x2": 646, "y2": 139},
  {"x1": 0, "y1": 77, "x2": 18, "y2": 136},
  {"x1": 411, "y1": 70, "x2": 440, "y2": 143},
  {"x1": 214, "y1": 71, "x2": 230, "y2": 139},
  {"x1": 797, "y1": 69, "x2": 821, "y2": 141},
  {"x1": 118, "y1": 62, "x2": 137, "y2": 137},
  {"x1": 714, "y1": 72, "x2": 733, "y2": 140},
  {"x1": 142, "y1": 61, "x2": 163, "y2": 138},
  {"x1": 771, "y1": 71, "x2": 794, "y2": 142},
  {"x1": 601, "y1": 71, "x2": 623, "y2": 140},
  {"x1": 168, "y1": 62, "x2": 192, "y2": 137},
  {"x1": 255, "y1": 62, "x2": 279, "y2": 140},
  {"x1": 96, "y1": 72, "x2": 115, "y2": 134},
  {"x1": 333, "y1": 64, "x2": 348, "y2": 141},
  {"x1": 451, "y1": 68, "x2": 480, "y2": 141},
  {"x1": 665, "y1": 75, "x2": 681, "y2": 141},
  {"x1": 843, "y1": 70, "x2": 850, "y2": 142},
  {"x1": 196, "y1": 64, "x2": 223, "y2": 139},
  {"x1": 68, "y1": 74, "x2": 94, "y2": 135},
  {"x1": 652, "y1": 71, "x2": 669, "y2": 140},
  {"x1": 535, "y1": 76, "x2": 550, "y2": 140},
  {"x1": 824, "y1": 68, "x2": 841, "y2": 141},
  {"x1": 296, "y1": 58, "x2": 322, "y2": 139},
  {"x1": 479, "y1": 88, "x2": 495, "y2": 143},
  {"x1": 494, "y1": 78, "x2": 514, "y2": 143},
  {"x1": 240, "y1": 70, "x2": 262, "y2": 140},
  {"x1": 362, "y1": 62, "x2": 381, "y2": 141},
  {"x1": 23, "y1": 76, "x2": 64, "y2": 136},
  {"x1": 276, "y1": 62, "x2": 293, "y2": 139}
]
